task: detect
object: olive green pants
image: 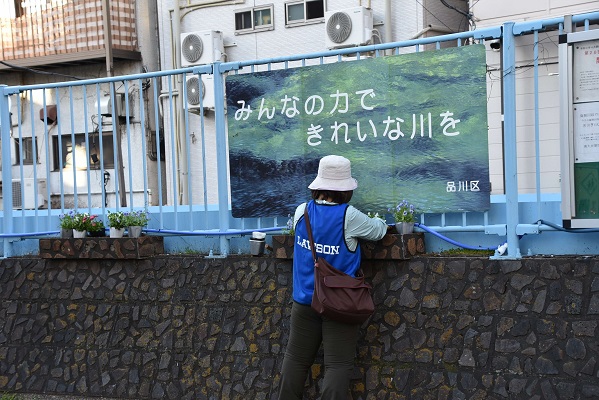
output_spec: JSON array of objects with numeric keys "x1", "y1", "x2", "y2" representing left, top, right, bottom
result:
[{"x1": 278, "y1": 302, "x2": 361, "y2": 399}]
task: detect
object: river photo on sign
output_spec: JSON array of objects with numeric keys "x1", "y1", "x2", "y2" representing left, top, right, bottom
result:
[{"x1": 226, "y1": 44, "x2": 490, "y2": 218}]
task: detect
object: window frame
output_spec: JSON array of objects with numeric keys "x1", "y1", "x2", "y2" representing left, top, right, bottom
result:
[
  {"x1": 234, "y1": 4, "x2": 274, "y2": 35},
  {"x1": 52, "y1": 131, "x2": 115, "y2": 171},
  {"x1": 285, "y1": 0, "x2": 325, "y2": 27},
  {"x1": 15, "y1": 137, "x2": 36, "y2": 165}
]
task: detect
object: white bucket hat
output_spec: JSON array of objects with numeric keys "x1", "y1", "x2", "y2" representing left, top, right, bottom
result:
[{"x1": 308, "y1": 155, "x2": 358, "y2": 191}]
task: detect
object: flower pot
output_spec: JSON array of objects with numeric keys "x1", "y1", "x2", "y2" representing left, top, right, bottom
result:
[
  {"x1": 110, "y1": 227, "x2": 125, "y2": 238},
  {"x1": 73, "y1": 229, "x2": 87, "y2": 238},
  {"x1": 128, "y1": 226, "x2": 143, "y2": 238},
  {"x1": 395, "y1": 222, "x2": 414, "y2": 235},
  {"x1": 61, "y1": 228, "x2": 73, "y2": 238},
  {"x1": 249, "y1": 239, "x2": 266, "y2": 256}
]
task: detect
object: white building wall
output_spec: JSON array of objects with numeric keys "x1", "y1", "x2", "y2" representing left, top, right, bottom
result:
[
  {"x1": 157, "y1": 0, "x2": 468, "y2": 66},
  {"x1": 3, "y1": 66, "x2": 144, "y2": 209},
  {"x1": 156, "y1": 0, "x2": 469, "y2": 206},
  {"x1": 471, "y1": 0, "x2": 598, "y2": 28},
  {"x1": 1, "y1": 1, "x2": 162, "y2": 209},
  {"x1": 473, "y1": 0, "x2": 596, "y2": 195}
]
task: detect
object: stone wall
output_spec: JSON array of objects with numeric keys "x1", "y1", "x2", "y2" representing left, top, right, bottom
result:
[{"x1": 1, "y1": 255, "x2": 599, "y2": 399}]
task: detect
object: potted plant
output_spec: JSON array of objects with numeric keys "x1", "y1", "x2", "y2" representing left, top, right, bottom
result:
[
  {"x1": 389, "y1": 200, "x2": 418, "y2": 234},
  {"x1": 58, "y1": 211, "x2": 76, "y2": 238},
  {"x1": 107, "y1": 211, "x2": 127, "y2": 238},
  {"x1": 283, "y1": 213, "x2": 295, "y2": 236},
  {"x1": 72, "y1": 212, "x2": 105, "y2": 238},
  {"x1": 367, "y1": 211, "x2": 386, "y2": 223},
  {"x1": 124, "y1": 210, "x2": 149, "y2": 238},
  {"x1": 87, "y1": 217, "x2": 106, "y2": 237}
]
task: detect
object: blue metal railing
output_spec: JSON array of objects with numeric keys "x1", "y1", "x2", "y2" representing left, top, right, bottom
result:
[{"x1": 2, "y1": 11, "x2": 599, "y2": 258}]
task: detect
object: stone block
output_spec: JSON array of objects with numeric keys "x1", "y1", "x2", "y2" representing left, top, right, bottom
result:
[
  {"x1": 39, "y1": 236, "x2": 164, "y2": 259},
  {"x1": 361, "y1": 233, "x2": 426, "y2": 260},
  {"x1": 271, "y1": 235, "x2": 295, "y2": 259}
]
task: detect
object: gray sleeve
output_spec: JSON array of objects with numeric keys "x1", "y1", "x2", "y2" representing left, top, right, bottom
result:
[
  {"x1": 293, "y1": 202, "x2": 307, "y2": 229},
  {"x1": 344, "y1": 205, "x2": 389, "y2": 251}
]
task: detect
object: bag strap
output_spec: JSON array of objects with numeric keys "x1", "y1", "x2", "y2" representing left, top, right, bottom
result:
[{"x1": 303, "y1": 207, "x2": 318, "y2": 264}]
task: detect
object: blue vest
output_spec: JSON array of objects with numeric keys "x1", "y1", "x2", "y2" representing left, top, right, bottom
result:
[{"x1": 292, "y1": 200, "x2": 362, "y2": 305}]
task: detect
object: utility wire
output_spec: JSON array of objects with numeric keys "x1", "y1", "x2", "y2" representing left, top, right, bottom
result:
[
  {"x1": 440, "y1": 0, "x2": 474, "y2": 20},
  {"x1": 414, "y1": 0, "x2": 456, "y2": 33},
  {"x1": 440, "y1": 0, "x2": 477, "y2": 30},
  {"x1": 0, "y1": 60, "x2": 85, "y2": 80},
  {"x1": 415, "y1": 0, "x2": 477, "y2": 33}
]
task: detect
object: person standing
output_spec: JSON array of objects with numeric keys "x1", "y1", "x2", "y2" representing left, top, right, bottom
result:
[{"x1": 278, "y1": 155, "x2": 389, "y2": 399}]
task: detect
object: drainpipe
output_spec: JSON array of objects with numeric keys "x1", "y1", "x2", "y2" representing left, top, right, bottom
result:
[
  {"x1": 172, "y1": 3, "x2": 189, "y2": 205},
  {"x1": 384, "y1": 0, "x2": 392, "y2": 55},
  {"x1": 410, "y1": 25, "x2": 455, "y2": 40},
  {"x1": 103, "y1": 0, "x2": 129, "y2": 207}
]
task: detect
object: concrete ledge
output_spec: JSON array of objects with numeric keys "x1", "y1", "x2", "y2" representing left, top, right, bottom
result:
[
  {"x1": 361, "y1": 232, "x2": 425, "y2": 259},
  {"x1": 272, "y1": 234, "x2": 296, "y2": 259},
  {"x1": 272, "y1": 233, "x2": 425, "y2": 260},
  {"x1": 39, "y1": 236, "x2": 164, "y2": 259}
]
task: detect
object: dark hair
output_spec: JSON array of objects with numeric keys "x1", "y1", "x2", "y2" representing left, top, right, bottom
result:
[{"x1": 311, "y1": 190, "x2": 353, "y2": 204}]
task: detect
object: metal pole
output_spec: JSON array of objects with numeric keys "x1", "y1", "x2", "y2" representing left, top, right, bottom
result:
[
  {"x1": 212, "y1": 62, "x2": 230, "y2": 257},
  {"x1": 501, "y1": 22, "x2": 522, "y2": 259},
  {"x1": 1, "y1": 86, "x2": 14, "y2": 258}
]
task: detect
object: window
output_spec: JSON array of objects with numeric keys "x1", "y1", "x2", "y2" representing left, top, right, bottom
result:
[
  {"x1": 2, "y1": 0, "x2": 24, "y2": 18},
  {"x1": 15, "y1": 137, "x2": 35, "y2": 165},
  {"x1": 147, "y1": 130, "x2": 165, "y2": 162},
  {"x1": 52, "y1": 132, "x2": 115, "y2": 171},
  {"x1": 13, "y1": 0, "x2": 24, "y2": 17},
  {"x1": 234, "y1": 5, "x2": 274, "y2": 35},
  {"x1": 285, "y1": 0, "x2": 324, "y2": 26}
]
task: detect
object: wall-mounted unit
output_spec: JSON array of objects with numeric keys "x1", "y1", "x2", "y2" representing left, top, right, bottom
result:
[
  {"x1": 94, "y1": 94, "x2": 124, "y2": 118},
  {"x1": 185, "y1": 75, "x2": 215, "y2": 112},
  {"x1": 180, "y1": 30, "x2": 225, "y2": 67},
  {"x1": 324, "y1": 6, "x2": 373, "y2": 49},
  {"x1": 11, "y1": 178, "x2": 46, "y2": 209}
]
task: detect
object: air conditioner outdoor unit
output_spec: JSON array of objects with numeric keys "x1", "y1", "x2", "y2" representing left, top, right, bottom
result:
[
  {"x1": 324, "y1": 6, "x2": 373, "y2": 50},
  {"x1": 185, "y1": 75, "x2": 215, "y2": 111},
  {"x1": 180, "y1": 30, "x2": 225, "y2": 67},
  {"x1": 12, "y1": 178, "x2": 46, "y2": 209}
]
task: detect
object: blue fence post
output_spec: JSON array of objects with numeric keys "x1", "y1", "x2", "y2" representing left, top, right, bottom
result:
[
  {"x1": 0, "y1": 85, "x2": 14, "y2": 258},
  {"x1": 213, "y1": 62, "x2": 230, "y2": 256},
  {"x1": 501, "y1": 22, "x2": 522, "y2": 259}
]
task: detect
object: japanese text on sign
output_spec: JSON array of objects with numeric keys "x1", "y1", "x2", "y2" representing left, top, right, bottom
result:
[{"x1": 234, "y1": 89, "x2": 461, "y2": 145}]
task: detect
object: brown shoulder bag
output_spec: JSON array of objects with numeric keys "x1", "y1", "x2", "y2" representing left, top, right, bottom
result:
[{"x1": 304, "y1": 208, "x2": 375, "y2": 324}]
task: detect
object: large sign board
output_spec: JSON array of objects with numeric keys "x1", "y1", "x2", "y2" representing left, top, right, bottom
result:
[{"x1": 226, "y1": 45, "x2": 490, "y2": 218}]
